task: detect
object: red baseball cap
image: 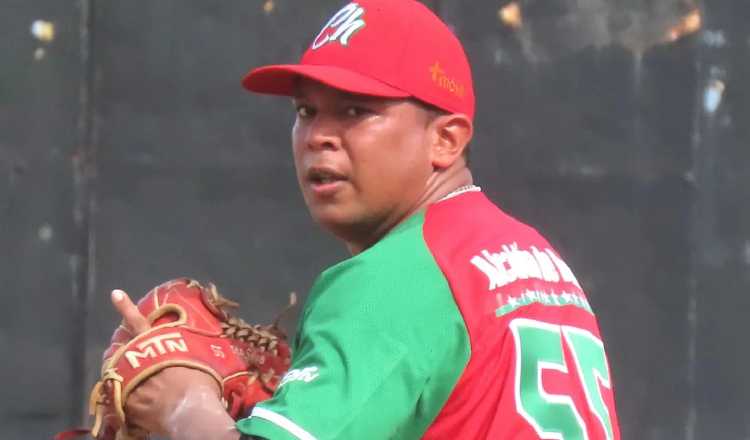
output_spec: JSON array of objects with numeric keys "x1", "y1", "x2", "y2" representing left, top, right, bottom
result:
[{"x1": 242, "y1": 0, "x2": 475, "y2": 119}]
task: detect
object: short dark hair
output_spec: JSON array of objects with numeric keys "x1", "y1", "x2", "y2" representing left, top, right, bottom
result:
[{"x1": 410, "y1": 98, "x2": 449, "y2": 122}]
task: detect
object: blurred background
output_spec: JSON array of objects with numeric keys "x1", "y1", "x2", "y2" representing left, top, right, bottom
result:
[{"x1": 2, "y1": 0, "x2": 749, "y2": 438}]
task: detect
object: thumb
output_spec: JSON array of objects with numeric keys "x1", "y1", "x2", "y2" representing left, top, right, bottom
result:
[{"x1": 111, "y1": 289, "x2": 151, "y2": 335}]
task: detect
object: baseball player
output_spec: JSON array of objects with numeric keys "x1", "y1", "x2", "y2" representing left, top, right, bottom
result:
[{"x1": 110, "y1": 0, "x2": 622, "y2": 439}]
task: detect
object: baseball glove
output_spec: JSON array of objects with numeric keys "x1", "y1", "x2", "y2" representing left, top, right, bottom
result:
[{"x1": 57, "y1": 278, "x2": 293, "y2": 440}]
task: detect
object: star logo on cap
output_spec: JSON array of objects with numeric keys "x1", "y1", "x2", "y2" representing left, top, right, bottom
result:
[{"x1": 429, "y1": 62, "x2": 445, "y2": 82}]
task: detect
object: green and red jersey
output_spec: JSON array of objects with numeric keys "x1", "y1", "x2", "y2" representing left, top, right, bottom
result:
[{"x1": 237, "y1": 191, "x2": 620, "y2": 439}]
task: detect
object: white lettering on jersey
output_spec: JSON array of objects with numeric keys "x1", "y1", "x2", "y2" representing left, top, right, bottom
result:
[
  {"x1": 496, "y1": 289, "x2": 593, "y2": 317},
  {"x1": 279, "y1": 366, "x2": 320, "y2": 388},
  {"x1": 471, "y1": 243, "x2": 581, "y2": 290}
]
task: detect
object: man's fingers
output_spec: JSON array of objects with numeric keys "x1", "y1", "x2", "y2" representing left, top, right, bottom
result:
[{"x1": 111, "y1": 289, "x2": 151, "y2": 335}]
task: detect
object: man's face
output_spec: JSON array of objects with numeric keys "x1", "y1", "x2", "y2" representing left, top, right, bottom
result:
[{"x1": 292, "y1": 79, "x2": 435, "y2": 247}]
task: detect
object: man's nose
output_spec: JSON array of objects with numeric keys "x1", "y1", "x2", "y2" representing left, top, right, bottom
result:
[{"x1": 304, "y1": 115, "x2": 342, "y2": 151}]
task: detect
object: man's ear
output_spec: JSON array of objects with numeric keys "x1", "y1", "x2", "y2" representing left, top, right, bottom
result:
[{"x1": 430, "y1": 113, "x2": 473, "y2": 169}]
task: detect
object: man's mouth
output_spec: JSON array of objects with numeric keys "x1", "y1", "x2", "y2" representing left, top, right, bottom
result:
[
  {"x1": 305, "y1": 166, "x2": 349, "y2": 197},
  {"x1": 307, "y1": 167, "x2": 347, "y2": 185}
]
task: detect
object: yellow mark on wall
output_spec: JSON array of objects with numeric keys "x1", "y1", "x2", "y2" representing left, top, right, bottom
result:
[
  {"x1": 263, "y1": 0, "x2": 275, "y2": 15},
  {"x1": 30, "y1": 20, "x2": 55, "y2": 43},
  {"x1": 665, "y1": 9, "x2": 701, "y2": 42},
  {"x1": 498, "y1": 2, "x2": 522, "y2": 30}
]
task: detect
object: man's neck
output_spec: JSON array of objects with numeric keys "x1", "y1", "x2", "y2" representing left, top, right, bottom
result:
[
  {"x1": 345, "y1": 166, "x2": 474, "y2": 255},
  {"x1": 411, "y1": 164, "x2": 474, "y2": 212}
]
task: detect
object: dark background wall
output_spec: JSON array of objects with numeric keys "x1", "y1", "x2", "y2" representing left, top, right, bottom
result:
[{"x1": 1, "y1": 0, "x2": 748, "y2": 439}]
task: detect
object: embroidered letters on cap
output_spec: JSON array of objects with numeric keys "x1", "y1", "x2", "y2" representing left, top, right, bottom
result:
[
  {"x1": 429, "y1": 61, "x2": 466, "y2": 98},
  {"x1": 312, "y1": 3, "x2": 366, "y2": 50}
]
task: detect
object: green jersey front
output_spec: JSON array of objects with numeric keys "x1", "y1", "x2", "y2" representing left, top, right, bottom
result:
[{"x1": 237, "y1": 212, "x2": 470, "y2": 439}]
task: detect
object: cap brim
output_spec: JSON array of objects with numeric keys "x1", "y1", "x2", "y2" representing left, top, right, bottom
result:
[{"x1": 242, "y1": 64, "x2": 410, "y2": 98}]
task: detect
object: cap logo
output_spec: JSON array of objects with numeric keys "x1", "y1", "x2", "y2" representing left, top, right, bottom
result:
[
  {"x1": 311, "y1": 3, "x2": 366, "y2": 50},
  {"x1": 429, "y1": 61, "x2": 465, "y2": 98}
]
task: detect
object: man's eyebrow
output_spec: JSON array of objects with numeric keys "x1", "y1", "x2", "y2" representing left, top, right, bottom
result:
[
  {"x1": 292, "y1": 92, "x2": 375, "y2": 105},
  {"x1": 337, "y1": 93, "x2": 385, "y2": 105},
  {"x1": 342, "y1": 95, "x2": 373, "y2": 103}
]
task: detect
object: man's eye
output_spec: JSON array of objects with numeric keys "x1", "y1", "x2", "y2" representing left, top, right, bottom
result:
[
  {"x1": 345, "y1": 106, "x2": 369, "y2": 117},
  {"x1": 296, "y1": 105, "x2": 313, "y2": 118}
]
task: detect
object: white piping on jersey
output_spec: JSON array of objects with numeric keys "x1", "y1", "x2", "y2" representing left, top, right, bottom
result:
[{"x1": 250, "y1": 406, "x2": 318, "y2": 440}]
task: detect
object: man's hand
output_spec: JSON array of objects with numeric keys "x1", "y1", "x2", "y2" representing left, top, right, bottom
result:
[
  {"x1": 73, "y1": 278, "x2": 289, "y2": 440},
  {"x1": 111, "y1": 289, "x2": 241, "y2": 440}
]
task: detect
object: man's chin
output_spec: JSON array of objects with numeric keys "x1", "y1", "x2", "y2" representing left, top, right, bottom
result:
[
  {"x1": 310, "y1": 209, "x2": 351, "y2": 233},
  {"x1": 309, "y1": 207, "x2": 364, "y2": 239}
]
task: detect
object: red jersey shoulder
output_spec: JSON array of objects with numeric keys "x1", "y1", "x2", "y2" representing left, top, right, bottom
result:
[
  {"x1": 424, "y1": 191, "x2": 593, "y2": 326},
  {"x1": 421, "y1": 192, "x2": 620, "y2": 440}
]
